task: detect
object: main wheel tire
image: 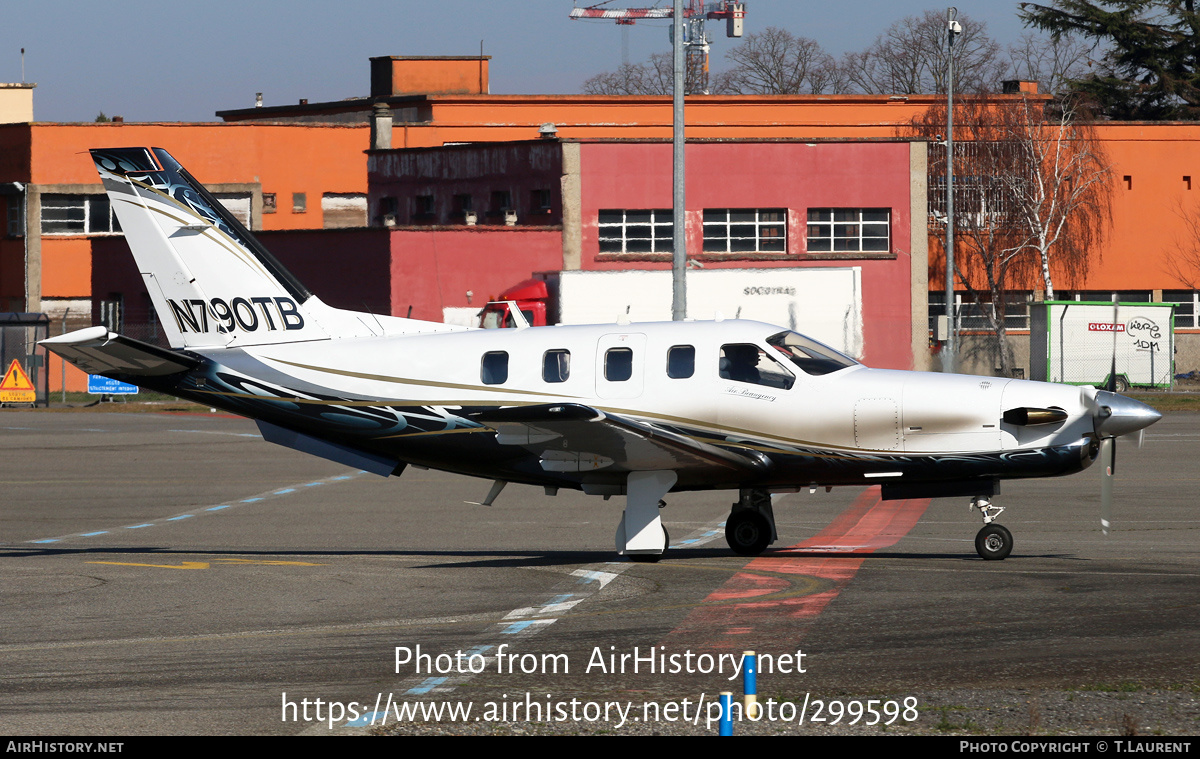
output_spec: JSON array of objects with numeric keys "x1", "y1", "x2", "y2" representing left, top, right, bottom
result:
[
  {"x1": 1114, "y1": 376, "x2": 1129, "y2": 393},
  {"x1": 726, "y1": 510, "x2": 772, "y2": 556},
  {"x1": 975, "y1": 523, "x2": 1013, "y2": 561}
]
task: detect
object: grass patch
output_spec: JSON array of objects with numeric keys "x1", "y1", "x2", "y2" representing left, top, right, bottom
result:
[{"x1": 1127, "y1": 392, "x2": 1200, "y2": 412}]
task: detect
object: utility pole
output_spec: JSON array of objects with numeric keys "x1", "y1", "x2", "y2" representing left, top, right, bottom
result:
[{"x1": 944, "y1": 7, "x2": 961, "y2": 373}]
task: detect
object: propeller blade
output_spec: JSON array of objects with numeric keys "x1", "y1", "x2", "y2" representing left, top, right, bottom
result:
[
  {"x1": 1099, "y1": 436, "x2": 1114, "y2": 536},
  {"x1": 1107, "y1": 296, "x2": 1119, "y2": 393}
]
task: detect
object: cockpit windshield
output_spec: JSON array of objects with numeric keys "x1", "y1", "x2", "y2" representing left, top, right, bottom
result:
[{"x1": 765, "y1": 331, "x2": 859, "y2": 376}]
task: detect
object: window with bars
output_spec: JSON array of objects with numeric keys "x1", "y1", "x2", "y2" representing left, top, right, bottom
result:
[
  {"x1": 598, "y1": 209, "x2": 673, "y2": 254},
  {"x1": 40, "y1": 194, "x2": 121, "y2": 235},
  {"x1": 1163, "y1": 291, "x2": 1197, "y2": 329},
  {"x1": 703, "y1": 208, "x2": 786, "y2": 253},
  {"x1": 807, "y1": 208, "x2": 890, "y2": 252}
]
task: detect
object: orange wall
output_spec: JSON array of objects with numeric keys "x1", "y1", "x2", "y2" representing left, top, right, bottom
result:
[
  {"x1": 25, "y1": 122, "x2": 369, "y2": 301},
  {"x1": 30, "y1": 123, "x2": 368, "y2": 228}
]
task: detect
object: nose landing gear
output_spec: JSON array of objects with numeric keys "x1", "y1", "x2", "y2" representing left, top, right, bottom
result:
[{"x1": 971, "y1": 496, "x2": 1012, "y2": 560}]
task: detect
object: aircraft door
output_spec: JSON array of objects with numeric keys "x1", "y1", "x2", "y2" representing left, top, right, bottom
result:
[{"x1": 596, "y1": 333, "x2": 646, "y2": 400}]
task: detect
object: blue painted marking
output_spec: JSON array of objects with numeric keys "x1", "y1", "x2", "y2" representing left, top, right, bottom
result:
[
  {"x1": 206, "y1": 505, "x2": 231, "y2": 512},
  {"x1": 80, "y1": 531, "x2": 109, "y2": 537},
  {"x1": 125, "y1": 523, "x2": 154, "y2": 529},
  {"x1": 241, "y1": 498, "x2": 263, "y2": 503},
  {"x1": 680, "y1": 538, "x2": 701, "y2": 545},
  {"x1": 346, "y1": 711, "x2": 387, "y2": 726},
  {"x1": 332, "y1": 476, "x2": 352, "y2": 481},
  {"x1": 544, "y1": 593, "x2": 574, "y2": 606},
  {"x1": 167, "y1": 515, "x2": 194, "y2": 521},
  {"x1": 465, "y1": 644, "x2": 493, "y2": 656},
  {"x1": 274, "y1": 489, "x2": 295, "y2": 495},
  {"x1": 303, "y1": 481, "x2": 324, "y2": 487},
  {"x1": 31, "y1": 538, "x2": 60, "y2": 543},
  {"x1": 406, "y1": 677, "x2": 448, "y2": 695},
  {"x1": 502, "y1": 621, "x2": 535, "y2": 634}
]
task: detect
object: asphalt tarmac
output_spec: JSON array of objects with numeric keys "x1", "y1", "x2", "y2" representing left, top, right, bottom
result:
[{"x1": 1, "y1": 409, "x2": 1197, "y2": 736}]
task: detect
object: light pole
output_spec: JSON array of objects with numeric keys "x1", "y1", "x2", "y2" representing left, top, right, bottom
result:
[
  {"x1": 944, "y1": 7, "x2": 961, "y2": 372},
  {"x1": 671, "y1": 0, "x2": 687, "y2": 321}
]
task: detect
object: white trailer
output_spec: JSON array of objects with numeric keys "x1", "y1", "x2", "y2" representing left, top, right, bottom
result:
[
  {"x1": 1031, "y1": 301, "x2": 1175, "y2": 391},
  {"x1": 546, "y1": 268, "x2": 864, "y2": 359}
]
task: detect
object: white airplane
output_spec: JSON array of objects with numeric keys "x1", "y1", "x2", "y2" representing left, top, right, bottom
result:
[{"x1": 43, "y1": 147, "x2": 1161, "y2": 562}]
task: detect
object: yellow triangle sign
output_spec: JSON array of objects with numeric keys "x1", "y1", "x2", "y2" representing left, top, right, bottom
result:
[{"x1": 0, "y1": 359, "x2": 36, "y2": 403}]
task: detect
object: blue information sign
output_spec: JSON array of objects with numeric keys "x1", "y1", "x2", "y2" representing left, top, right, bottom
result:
[{"x1": 87, "y1": 375, "x2": 139, "y2": 395}]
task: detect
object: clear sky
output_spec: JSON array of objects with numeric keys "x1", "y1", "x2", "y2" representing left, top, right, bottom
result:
[{"x1": 3, "y1": 1, "x2": 1039, "y2": 123}]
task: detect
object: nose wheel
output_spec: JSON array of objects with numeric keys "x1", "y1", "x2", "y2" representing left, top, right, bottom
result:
[{"x1": 975, "y1": 523, "x2": 1013, "y2": 560}]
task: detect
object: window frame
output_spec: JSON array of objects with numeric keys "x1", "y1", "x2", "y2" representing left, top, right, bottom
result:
[
  {"x1": 702, "y1": 208, "x2": 787, "y2": 253},
  {"x1": 542, "y1": 349, "x2": 571, "y2": 383},
  {"x1": 598, "y1": 209, "x2": 674, "y2": 255},
  {"x1": 806, "y1": 208, "x2": 890, "y2": 253},
  {"x1": 40, "y1": 194, "x2": 120, "y2": 236},
  {"x1": 480, "y1": 351, "x2": 509, "y2": 385}
]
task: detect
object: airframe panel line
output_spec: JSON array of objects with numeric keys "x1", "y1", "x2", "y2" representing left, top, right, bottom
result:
[
  {"x1": 664, "y1": 487, "x2": 931, "y2": 649},
  {"x1": 15, "y1": 471, "x2": 368, "y2": 546},
  {"x1": 319, "y1": 514, "x2": 733, "y2": 735}
]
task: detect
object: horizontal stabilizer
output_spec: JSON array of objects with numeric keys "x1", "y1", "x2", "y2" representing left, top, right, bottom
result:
[
  {"x1": 256, "y1": 420, "x2": 403, "y2": 477},
  {"x1": 41, "y1": 326, "x2": 198, "y2": 377}
]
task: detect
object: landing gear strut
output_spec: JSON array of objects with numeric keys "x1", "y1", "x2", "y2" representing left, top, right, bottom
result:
[
  {"x1": 725, "y1": 488, "x2": 778, "y2": 556},
  {"x1": 970, "y1": 496, "x2": 1013, "y2": 560}
]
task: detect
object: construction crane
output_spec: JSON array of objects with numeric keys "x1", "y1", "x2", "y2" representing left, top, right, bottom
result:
[{"x1": 569, "y1": 1, "x2": 746, "y2": 94}]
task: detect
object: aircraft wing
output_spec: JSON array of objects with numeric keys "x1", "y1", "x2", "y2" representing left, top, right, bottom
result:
[
  {"x1": 470, "y1": 403, "x2": 770, "y2": 479},
  {"x1": 42, "y1": 326, "x2": 198, "y2": 377}
]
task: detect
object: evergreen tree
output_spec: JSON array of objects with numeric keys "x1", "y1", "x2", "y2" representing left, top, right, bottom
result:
[{"x1": 1020, "y1": 0, "x2": 1200, "y2": 119}]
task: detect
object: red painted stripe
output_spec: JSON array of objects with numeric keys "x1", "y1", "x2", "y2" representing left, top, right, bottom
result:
[{"x1": 665, "y1": 487, "x2": 930, "y2": 647}]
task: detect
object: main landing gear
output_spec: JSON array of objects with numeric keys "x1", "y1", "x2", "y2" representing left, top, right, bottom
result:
[
  {"x1": 971, "y1": 496, "x2": 1013, "y2": 560},
  {"x1": 725, "y1": 488, "x2": 778, "y2": 556}
]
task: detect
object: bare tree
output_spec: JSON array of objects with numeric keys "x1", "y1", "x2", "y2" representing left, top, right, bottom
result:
[
  {"x1": 842, "y1": 10, "x2": 1006, "y2": 95},
  {"x1": 908, "y1": 97, "x2": 1038, "y2": 376},
  {"x1": 906, "y1": 93, "x2": 1111, "y2": 374},
  {"x1": 1003, "y1": 31, "x2": 1093, "y2": 97},
  {"x1": 1162, "y1": 200, "x2": 1200, "y2": 290},
  {"x1": 713, "y1": 27, "x2": 844, "y2": 94},
  {"x1": 999, "y1": 93, "x2": 1112, "y2": 300},
  {"x1": 582, "y1": 50, "x2": 710, "y2": 95}
]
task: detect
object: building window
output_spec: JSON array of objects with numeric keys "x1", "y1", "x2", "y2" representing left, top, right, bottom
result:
[
  {"x1": 212, "y1": 192, "x2": 252, "y2": 228},
  {"x1": 292, "y1": 193, "x2": 307, "y2": 213},
  {"x1": 667, "y1": 345, "x2": 695, "y2": 379},
  {"x1": 598, "y1": 209, "x2": 673, "y2": 254},
  {"x1": 378, "y1": 196, "x2": 398, "y2": 226},
  {"x1": 263, "y1": 193, "x2": 277, "y2": 214},
  {"x1": 322, "y1": 193, "x2": 367, "y2": 228},
  {"x1": 6, "y1": 197, "x2": 23, "y2": 237},
  {"x1": 703, "y1": 209, "x2": 785, "y2": 253},
  {"x1": 481, "y1": 351, "x2": 509, "y2": 385},
  {"x1": 543, "y1": 349, "x2": 571, "y2": 383},
  {"x1": 40, "y1": 194, "x2": 120, "y2": 235},
  {"x1": 807, "y1": 208, "x2": 890, "y2": 252},
  {"x1": 532, "y1": 189, "x2": 552, "y2": 214},
  {"x1": 1163, "y1": 291, "x2": 1197, "y2": 329}
]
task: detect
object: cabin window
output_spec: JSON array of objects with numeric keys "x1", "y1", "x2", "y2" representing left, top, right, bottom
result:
[
  {"x1": 543, "y1": 349, "x2": 571, "y2": 383},
  {"x1": 806, "y1": 208, "x2": 890, "y2": 252},
  {"x1": 667, "y1": 345, "x2": 695, "y2": 378},
  {"x1": 604, "y1": 348, "x2": 633, "y2": 381},
  {"x1": 481, "y1": 351, "x2": 509, "y2": 385},
  {"x1": 719, "y1": 343, "x2": 794, "y2": 390},
  {"x1": 703, "y1": 208, "x2": 786, "y2": 253}
]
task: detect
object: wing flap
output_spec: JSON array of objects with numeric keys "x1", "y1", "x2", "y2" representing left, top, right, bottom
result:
[{"x1": 471, "y1": 403, "x2": 769, "y2": 477}]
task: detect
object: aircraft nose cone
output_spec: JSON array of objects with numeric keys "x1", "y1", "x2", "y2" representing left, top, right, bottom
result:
[{"x1": 1093, "y1": 390, "x2": 1162, "y2": 438}]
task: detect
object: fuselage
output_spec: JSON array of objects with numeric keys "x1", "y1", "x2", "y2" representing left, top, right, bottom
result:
[{"x1": 144, "y1": 318, "x2": 1099, "y2": 493}]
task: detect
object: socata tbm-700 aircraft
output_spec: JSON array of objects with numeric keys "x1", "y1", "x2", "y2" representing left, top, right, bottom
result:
[{"x1": 44, "y1": 147, "x2": 1162, "y2": 562}]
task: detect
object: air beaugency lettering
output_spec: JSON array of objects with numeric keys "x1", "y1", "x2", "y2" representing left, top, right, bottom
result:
[{"x1": 167, "y1": 297, "x2": 305, "y2": 333}]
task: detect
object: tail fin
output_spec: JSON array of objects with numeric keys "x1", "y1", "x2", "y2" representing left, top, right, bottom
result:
[{"x1": 92, "y1": 147, "x2": 332, "y2": 349}]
